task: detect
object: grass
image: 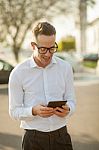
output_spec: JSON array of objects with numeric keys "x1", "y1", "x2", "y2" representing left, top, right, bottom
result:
[{"x1": 83, "y1": 61, "x2": 97, "y2": 68}]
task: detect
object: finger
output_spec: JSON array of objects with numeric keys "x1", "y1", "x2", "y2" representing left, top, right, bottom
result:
[
  {"x1": 54, "y1": 110, "x2": 69, "y2": 117},
  {"x1": 54, "y1": 107, "x2": 64, "y2": 112},
  {"x1": 54, "y1": 110, "x2": 63, "y2": 117},
  {"x1": 40, "y1": 106, "x2": 54, "y2": 111},
  {"x1": 54, "y1": 107, "x2": 69, "y2": 116},
  {"x1": 62, "y1": 105, "x2": 70, "y2": 111},
  {"x1": 41, "y1": 112, "x2": 54, "y2": 117},
  {"x1": 41, "y1": 111, "x2": 54, "y2": 115}
]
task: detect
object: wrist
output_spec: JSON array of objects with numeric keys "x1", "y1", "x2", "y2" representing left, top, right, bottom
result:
[{"x1": 32, "y1": 107, "x2": 37, "y2": 116}]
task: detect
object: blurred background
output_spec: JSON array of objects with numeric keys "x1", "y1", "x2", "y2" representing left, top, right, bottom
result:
[{"x1": 0, "y1": 0, "x2": 99, "y2": 149}]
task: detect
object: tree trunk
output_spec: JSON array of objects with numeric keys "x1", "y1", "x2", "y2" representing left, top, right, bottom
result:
[
  {"x1": 79, "y1": 0, "x2": 87, "y2": 53},
  {"x1": 13, "y1": 47, "x2": 19, "y2": 62}
]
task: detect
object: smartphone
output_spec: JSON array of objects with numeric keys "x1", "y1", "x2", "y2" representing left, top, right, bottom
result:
[{"x1": 47, "y1": 100, "x2": 67, "y2": 108}]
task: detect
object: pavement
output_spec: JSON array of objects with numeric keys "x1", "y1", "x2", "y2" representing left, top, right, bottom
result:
[{"x1": 0, "y1": 75, "x2": 99, "y2": 150}]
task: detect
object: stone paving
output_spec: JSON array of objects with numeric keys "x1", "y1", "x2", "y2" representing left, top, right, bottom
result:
[{"x1": 0, "y1": 77, "x2": 99, "y2": 150}]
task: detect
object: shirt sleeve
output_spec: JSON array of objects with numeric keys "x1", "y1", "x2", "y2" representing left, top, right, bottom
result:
[
  {"x1": 64, "y1": 63, "x2": 76, "y2": 117},
  {"x1": 9, "y1": 71, "x2": 34, "y2": 121}
]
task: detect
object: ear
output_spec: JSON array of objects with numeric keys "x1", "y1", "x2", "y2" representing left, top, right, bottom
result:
[{"x1": 31, "y1": 42, "x2": 36, "y2": 50}]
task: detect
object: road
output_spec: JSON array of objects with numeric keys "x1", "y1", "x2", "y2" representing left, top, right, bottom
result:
[{"x1": 0, "y1": 81, "x2": 99, "y2": 150}]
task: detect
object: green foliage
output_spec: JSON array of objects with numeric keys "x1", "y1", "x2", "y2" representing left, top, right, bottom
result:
[
  {"x1": 83, "y1": 61, "x2": 97, "y2": 68},
  {"x1": 58, "y1": 36, "x2": 76, "y2": 52}
]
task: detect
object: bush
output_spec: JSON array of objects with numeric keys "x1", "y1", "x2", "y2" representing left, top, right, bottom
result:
[
  {"x1": 58, "y1": 36, "x2": 76, "y2": 52},
  {"x1": 83, "y1": 61, "x2": 97, "y2": 68}
]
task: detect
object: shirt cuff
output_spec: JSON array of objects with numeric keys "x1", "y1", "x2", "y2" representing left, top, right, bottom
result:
[
  {"x1": 20, "y1": 106, "x2": 34, "y2": 121},
  {"x1": 66, "y1": 102, "x2": 73, "y2": 117}
]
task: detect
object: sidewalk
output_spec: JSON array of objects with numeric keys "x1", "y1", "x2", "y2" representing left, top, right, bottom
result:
[
  {"x1": 74, "y1": 72, "x2": 99, "y2": 86},
  {"x1": 0, "y1": 79, "x2": 99, "y2": 150},
  {"x1": 69, "y1": 82, "x2": 99, "y2": 150}
]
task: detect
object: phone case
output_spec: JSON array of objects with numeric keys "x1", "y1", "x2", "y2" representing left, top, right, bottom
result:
[{"x1": 47, "y1": 100, "x2": 67, "y2": 108}]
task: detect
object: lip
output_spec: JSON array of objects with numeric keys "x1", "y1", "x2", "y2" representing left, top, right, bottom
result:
[{"x1": 42, "y1": 56, "x2": 51, "y2": 61}]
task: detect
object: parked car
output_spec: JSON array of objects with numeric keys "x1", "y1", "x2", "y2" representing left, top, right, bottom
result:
[
  {"x1": 83, "y1": 53, "x2": 99, "y2": 62},
  {"x1": 0, "y1": 59, "x2": 14, "y2": 84},
  {"x1": 55, "y1": 52, "x2": 84, "y2": 73}
]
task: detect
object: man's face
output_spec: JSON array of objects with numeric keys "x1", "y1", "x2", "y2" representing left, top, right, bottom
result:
[{"x1": 32, "y1": 34, "x2": 56, "y2": 67}]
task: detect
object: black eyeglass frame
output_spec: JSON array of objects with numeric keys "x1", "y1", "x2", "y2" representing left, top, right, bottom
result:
[{"x1": 35, "y1": 42, "x2": 58, "y2": 54}]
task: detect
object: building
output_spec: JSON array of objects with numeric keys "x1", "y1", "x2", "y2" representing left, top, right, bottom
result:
[{"x1": 87, "y1": 18, "x2": 99, "y2": 53}]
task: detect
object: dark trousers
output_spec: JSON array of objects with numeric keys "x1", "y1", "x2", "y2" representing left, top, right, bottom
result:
[{"x1": 22, "y1": 126, "x2": 73, "y2": 150}]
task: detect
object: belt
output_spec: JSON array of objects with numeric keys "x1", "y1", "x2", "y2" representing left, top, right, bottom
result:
[{"x1": 25, "y1": 126, "x2": 67, "y2": 137}]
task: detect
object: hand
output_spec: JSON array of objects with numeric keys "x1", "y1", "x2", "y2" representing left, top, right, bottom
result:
[
  {"x1": 53, "y1": 105, "x2": 70, "y2": 117},
  {"x1": 32, "y1": 104, "x2": 54, "y2": 118}
]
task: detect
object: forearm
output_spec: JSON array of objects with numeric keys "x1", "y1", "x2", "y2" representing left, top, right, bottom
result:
[
  {"x1": 9, "y1": 106, "x2": 34, "y2": 121},
  {"x1": 9, "y1": 72, "x2": 34, "y2": 121}
]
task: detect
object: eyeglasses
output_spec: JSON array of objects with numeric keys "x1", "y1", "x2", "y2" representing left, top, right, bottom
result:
[{"x1": 36, "y1": 42, "x2": 58, "y2": 54}]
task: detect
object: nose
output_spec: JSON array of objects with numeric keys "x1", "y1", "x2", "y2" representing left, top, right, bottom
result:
[{"x1": 45, "y1": 50, "x2": 52, "y2": 57}]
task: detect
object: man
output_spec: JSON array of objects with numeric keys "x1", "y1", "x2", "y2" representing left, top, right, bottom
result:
[{"x1": 9, "y1": 22, "x2": 76, "y2": 150}]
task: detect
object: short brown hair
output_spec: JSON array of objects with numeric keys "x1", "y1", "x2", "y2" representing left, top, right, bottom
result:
[{"x1": 33, "y1": 22, "x2": 56, "y2": 38}]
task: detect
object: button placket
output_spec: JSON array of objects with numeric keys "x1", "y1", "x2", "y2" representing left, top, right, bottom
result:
[{"x1": 43, "y1": 69, "x2": 49, "y2": 104}]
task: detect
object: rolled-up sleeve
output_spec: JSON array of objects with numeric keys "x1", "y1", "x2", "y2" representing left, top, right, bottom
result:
[{"x1": 9, "y1": 71, "x2": 34, "y2": 121}]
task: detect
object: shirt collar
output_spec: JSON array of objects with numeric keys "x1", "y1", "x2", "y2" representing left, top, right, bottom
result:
[
  {"x1": 30, "y1": 55, "x2": 38, "y2": 68},
  {"x1": 29, "y1": 55, "x2": 57, "y2": 68}
]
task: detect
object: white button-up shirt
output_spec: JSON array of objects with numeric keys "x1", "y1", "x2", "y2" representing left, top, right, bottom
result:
[{"x1": 9, "y1": 55, "x2": 76, "y2": 132}]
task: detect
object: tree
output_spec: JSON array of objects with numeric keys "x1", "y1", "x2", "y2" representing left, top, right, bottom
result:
[
  {"x1": 0, "y1": 0, "x2": 77, "y2": 62},
  {"x1": 0, "y1": 0, "x2": 61, "y2": 62},
  {"x1": 0, "y1": 0, "x2": 95, "y2": 62},
  {"x1": 79, "y1": 0, "x2": 95, "y2": 52}
]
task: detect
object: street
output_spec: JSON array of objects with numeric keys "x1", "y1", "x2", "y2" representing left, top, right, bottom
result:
[{"x1": 0, "y1": 81, "x2": 99, "y2": 150}]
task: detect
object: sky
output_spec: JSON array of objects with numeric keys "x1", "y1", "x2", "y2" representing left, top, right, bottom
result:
[
  {"x1": 87, "y1": 0, "x2": 99, "y2": 22},
  {"x1": 52, "y1": 16, "x2": 75, "y2": 42}
]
